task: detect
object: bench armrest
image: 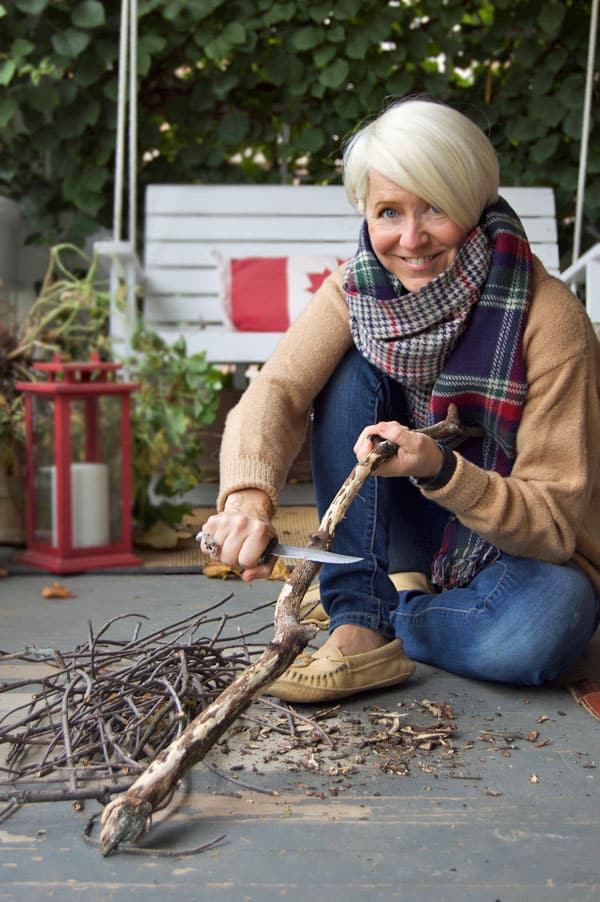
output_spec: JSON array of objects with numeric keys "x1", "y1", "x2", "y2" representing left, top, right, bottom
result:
[
  {"x1": 560, "y1": 243, "x2": 600, "y2": 323},
  {"x1": 561, "y1": 243, "x2": 600, "y2": 285}
]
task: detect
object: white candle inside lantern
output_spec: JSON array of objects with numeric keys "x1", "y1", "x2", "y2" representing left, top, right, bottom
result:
[{"x1": 50, "y1": 463, "x2": 110, "y2": 548}]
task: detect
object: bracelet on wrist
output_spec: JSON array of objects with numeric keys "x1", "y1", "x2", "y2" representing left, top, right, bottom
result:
[{"x1": 409, "y1": 443, "x2": 457, "y2": 490}]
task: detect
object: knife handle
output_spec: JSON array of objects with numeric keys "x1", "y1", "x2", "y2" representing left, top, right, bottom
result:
[{"x1": 258, "y1": 536, "x2": 278, "y2": 565}]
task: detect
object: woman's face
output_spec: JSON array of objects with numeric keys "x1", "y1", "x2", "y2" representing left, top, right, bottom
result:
[{"x1": 365, "y1": 170, "x2": 468, "y2": 292}]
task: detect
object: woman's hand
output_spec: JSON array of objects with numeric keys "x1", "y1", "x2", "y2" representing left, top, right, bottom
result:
[
  {"x1": 353, "y1": 421, "x2": 443, "y2": 480},
  {"x1": 200, "y1": 488, "x2": 277, "y2": 582}
]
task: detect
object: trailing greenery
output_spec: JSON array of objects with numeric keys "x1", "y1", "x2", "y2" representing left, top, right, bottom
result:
[
  {"x1": 0, "y1": 0, "x2": 597, "y2": 265},
  {"x1": 126, "y1": 328, "x2": 223, "y2": 530},
  {"x1": 0, "y1": 246, "x2": 223, "y2": 531},
  {"x1": 0, "y1": 245, "x2": 112, "y2": 472}
]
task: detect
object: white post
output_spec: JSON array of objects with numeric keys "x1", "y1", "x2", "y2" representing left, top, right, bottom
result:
[
  {"x1": 572, "y1": 0, "x2": 599, "y2": 266},
  {"x1": 98, "y1": 0, "x2": 139, "y2": 360}
]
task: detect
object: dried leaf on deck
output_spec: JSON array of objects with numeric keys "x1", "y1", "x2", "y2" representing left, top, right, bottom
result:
[
  {"x1": 202, "y1": 558, "x2": 289, "y2": 581},
  {"x1": 41, "y1": 582, "x2": 76, "y2": 599},
  {"x1": 268, "y1": 558, "x2": 291, "y2": 581},
  {"x1": 202, "y1": 561, "x2": 242, "y2": 579}
]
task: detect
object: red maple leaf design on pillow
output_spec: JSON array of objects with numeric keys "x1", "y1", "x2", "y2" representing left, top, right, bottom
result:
[
  {"x1": 305, "y1": 260, "x2": 345, "y2": 294},
  {"x1": 306, "y1": 268, "x2": 332, "y2": 293}
]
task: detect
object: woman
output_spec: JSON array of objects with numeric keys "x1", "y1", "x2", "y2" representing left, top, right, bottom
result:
[{"x1": 201, "y1": 98, "x2": 600, "y2": 703}]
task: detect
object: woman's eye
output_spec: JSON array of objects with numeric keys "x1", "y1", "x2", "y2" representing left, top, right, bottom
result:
[
  {"x1": 428, "y1": 205, "x2": 443, "y2": 215},
  {"x1": 380, "y1": 207, "x2": 397, "y2": 219}
]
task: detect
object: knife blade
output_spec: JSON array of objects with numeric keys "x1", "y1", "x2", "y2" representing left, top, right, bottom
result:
[
  {"x1": 258, "y1": 536, "x2": 362, "y2": 565},
  {"x1": 195, "y1": 532, "x2": 362, "y2": 565}
]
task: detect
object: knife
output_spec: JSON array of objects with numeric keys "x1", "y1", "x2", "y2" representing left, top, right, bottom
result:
[{"x1": 195, "y1": 532, "x2": 362, "y2": 565}]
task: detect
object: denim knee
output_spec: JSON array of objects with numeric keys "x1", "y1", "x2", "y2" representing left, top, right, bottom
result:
[{"x1": 393, "y1": 555, "x2": 600, "y2": 686}]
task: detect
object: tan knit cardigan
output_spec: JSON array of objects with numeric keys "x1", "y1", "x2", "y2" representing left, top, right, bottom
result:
[{"x1": 218, "y1": 259, "x2": 600, "y2": 595}]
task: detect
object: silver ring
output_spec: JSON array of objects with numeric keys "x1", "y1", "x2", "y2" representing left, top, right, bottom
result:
[{"x1": 201, "y1": 532, "x2": 219, "y2": 555}]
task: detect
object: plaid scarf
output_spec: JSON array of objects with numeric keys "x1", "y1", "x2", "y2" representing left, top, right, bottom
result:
[{"x1": 344, "y1": 197, "x2": 533, "y2": 588}]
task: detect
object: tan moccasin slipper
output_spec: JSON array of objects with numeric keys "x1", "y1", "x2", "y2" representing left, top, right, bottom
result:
[{"x1": 265, "y1": 638, "x2": 415, "y2": 703}]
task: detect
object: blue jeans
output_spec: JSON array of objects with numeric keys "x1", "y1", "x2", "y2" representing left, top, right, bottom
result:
[{"x1": 311, "y1": 348, "x2": 600, "y2": 686}]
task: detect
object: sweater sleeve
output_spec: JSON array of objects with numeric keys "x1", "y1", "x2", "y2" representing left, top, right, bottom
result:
[
  {"x1": 420, "y1": 269, "x2": 600, "y2": 564},
  {"x1": 217, "y1": 265, "x2": 353, "y2": 512}
]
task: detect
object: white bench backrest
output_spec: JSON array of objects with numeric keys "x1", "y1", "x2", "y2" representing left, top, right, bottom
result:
[{"x1": 143, "y1": 184, "x2": 559, "y2": 363}]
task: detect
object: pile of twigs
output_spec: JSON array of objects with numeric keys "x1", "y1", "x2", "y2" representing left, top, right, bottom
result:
[{"x1": 0, "y1": 595, "x2": 274, "y2": 792}]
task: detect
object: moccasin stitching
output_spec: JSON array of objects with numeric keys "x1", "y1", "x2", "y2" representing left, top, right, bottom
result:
[{"x1": 267, "y1": 638, "x2": 415, "y2": 702}]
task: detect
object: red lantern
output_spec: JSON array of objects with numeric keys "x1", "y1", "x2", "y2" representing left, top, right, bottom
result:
[{"x1": 16, "y1": 353, "x2": 142, "y2": 572}]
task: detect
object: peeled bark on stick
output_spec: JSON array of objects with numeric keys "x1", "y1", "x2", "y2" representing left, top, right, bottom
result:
[{"x1": 99, "y1": 406, "x2": 473, "y2": 855}]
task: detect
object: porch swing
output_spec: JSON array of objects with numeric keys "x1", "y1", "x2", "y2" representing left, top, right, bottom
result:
[{"x1": 96, "y1": 0, "x2": 600, "y2": 366}]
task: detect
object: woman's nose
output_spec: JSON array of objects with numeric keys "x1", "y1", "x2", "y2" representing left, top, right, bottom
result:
[{"x1": 400, "y1": 214, "x2": 428, "y2": 248}]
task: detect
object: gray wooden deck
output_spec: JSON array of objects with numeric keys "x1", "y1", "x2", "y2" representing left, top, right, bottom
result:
[{"x1": 0, "y1": 561, "x2": 598, "y2": 901}]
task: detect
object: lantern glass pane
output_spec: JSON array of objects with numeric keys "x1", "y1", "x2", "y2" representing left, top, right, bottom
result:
[
  {"x1": 30, "y1": 394, "x2": 55, "y2": 545},
  {"x1": 98, "y1": 395, "x2": 124, "y2": 544}
]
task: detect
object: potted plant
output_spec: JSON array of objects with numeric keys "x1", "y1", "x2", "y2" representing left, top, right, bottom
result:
[
  {"x1": 0, "y1": 245, "x2": 223, "y2": 545},
  {"x1": 0, "y1": 245, "x2": 110, "y2": 543}
]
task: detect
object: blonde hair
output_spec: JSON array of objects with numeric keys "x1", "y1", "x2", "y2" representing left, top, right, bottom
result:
[{"x1": 343, "y1": 98, "x2": 499, "y2": 231}]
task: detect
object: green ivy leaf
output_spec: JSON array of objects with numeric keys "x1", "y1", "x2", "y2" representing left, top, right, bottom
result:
[
  {"x1": 530, "y1": 68, "x2": 554, "y2": 97},
  {"x1": 529, "y1": 95, "x2": 564, "y2": 129},
  {"x1": 334, "y1": 91, "x2": 361, "y2": 120},
  {"x1": 314, "y1": 44, "x2": 337, "y2": 67},
  {"x1": 212, "y1": 69, "x2": 239, "y2": 99},
  {"x1": 309, "y1": 2, "x2": 332, "y2": 22},
  {"x1": 564, "y1": 108, "x2": 583, "y2": 141},
  {"x1": 11, "y1": 39, "x2": 35, "y2": 61},
  {"x1": 346, "y1": 30, "x2": 372, "y2": 60},
  {"x1": 387, "y1": 69, "x2": 415, "y2": 97},
  {"x1": 138, "y1": 33, "x2": 168, "y2": 75},
  {"x1": 292, "y1": 26, "x2": 322, "y2": 51},
  {"x1": 187, "y1": 0, "x2": 225, "y2": 18},
  {"x1": 217, "y1": 109, "x2": 250, "y2": 144},
  {"x1": 537, "y1": 3, "x2": 566, "y2": 37},
  {"x1": 261, "y1": 49, "x2": 290, "y2": 85},
  {"x1": 333, "y1": 0, "x2": 362, "y2": 16},
  {"x1": 507, "y1": 116, "x2": 545, "y2": 144},
  {"x1": 0, "y1": 60, "x2": 16, "y2": 86},
  {"x1": 222, "y1": 21, "x2": 246, "y2": 44},
  {"x1": 318, "y1": 58, "x2": 349, "y2": 89},
  {"x1": 263, "y1": 3, "x2": 296, "y2": 25},
  {"x1": 530, "y1": 134, "x2": 559, "y2": 164},
  {"x1": 15, "y1": 0, "x2": 47, "y2": 12},
  {"x1": 28, "y1": 82, "x2": 61, "y2": 112},
  {"x1": 543, "y1": 47, "x2": 569, "y2": 74},
  {"x1": 297, "y1": 126, "x2": 326, "y2": 152},
  {"x1": 72, "y1": 0, "x2": 105, "y2": 28},
  {"x1": 51, "y1": 29, "x2": 91, "y2": 59},
  {"x1": 73, "y1": 53, "x2": 106, "y2": 88},
  {"x1": 326, "y1": 24, "x2": 345, "y2": 43},
  {"x1": 0, "y1": 95, "x2": 18, "y2": 126},
  {"x1": 557, "y1": 73, "x2": 585, "y2": 109}
]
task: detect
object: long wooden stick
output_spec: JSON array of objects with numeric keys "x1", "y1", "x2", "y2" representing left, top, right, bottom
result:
[{"x1": 99, "y1": 406, "x2": 474, "y2": 854}]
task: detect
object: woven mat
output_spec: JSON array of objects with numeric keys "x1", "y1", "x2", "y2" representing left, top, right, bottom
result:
[{"x1": 135, "y1": 506, "x2": 319, "y2": 571}]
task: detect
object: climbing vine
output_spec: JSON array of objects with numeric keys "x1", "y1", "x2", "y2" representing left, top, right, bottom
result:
[{"x1": 0, "y1": 0, "x2": 597, "y2": 264}]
